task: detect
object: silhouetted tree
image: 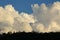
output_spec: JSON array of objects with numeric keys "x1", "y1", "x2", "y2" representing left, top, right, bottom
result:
[{"x1": 0, "y1": 32, "x2": 60, "y2": 40}]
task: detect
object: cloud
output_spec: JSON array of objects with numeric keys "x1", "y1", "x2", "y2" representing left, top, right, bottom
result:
[
  {"x1": 0, "y1": 1, "x2": 60, "y2": 34},
  {"x1": 32, "y1": 1, "x2": 60, "y2": 33},
  {"x1": 0, "y1": 5, "x2": 35, "y2": 34}
]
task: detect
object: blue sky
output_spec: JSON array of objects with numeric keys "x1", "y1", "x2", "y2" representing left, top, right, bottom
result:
[{"x1": 0, "y1": 0, "x2": 60, "y2": 14}]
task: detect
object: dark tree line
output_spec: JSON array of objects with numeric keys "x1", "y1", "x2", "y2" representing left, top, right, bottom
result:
[{"x1": 0, "y1": 32, "x2": 60, "y2": 40}]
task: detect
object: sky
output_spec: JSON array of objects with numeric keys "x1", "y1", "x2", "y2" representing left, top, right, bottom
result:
[
  {"x1": 0, "y1": 0, "x2": 60, "y2": 33},
  {"x1": 0, "y1": 0, "x2": 60, "y2": 13}
]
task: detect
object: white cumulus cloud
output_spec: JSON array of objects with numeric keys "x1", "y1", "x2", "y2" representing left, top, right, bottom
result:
[
  {"x1": 0, "y1": 1, "x2": 60, "y2": 34},
  {"x1": 0, "y1": 5, "x2": 35, "y2": 34},
  {"x1": 32, "y1": 1, "x2": 60, "y2": 33}
]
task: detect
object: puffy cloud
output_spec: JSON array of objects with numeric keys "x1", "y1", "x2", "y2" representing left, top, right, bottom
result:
[
  {"x1": 0, "y1": 5, "x2": 35, "y2": 34},
  {"x1": 32, "y1": 1, "x2": 60, "y2": 33},
  {"x1": 0, "y1": 1, "x2": 60, "y2": 34}
]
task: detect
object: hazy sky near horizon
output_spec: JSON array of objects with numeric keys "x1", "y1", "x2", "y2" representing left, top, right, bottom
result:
[{"x1": 0, "y1": 0, "x2": 60, "y2": 13}]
